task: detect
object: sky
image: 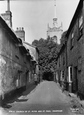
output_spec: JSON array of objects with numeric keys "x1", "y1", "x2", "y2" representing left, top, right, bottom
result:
[{"x1": 0, "y1": 0, "x2": 79, "y2": 44}]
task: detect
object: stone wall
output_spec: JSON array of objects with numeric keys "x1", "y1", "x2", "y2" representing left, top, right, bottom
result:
[{"x1": 0, "y1": 17, "x2": 30, "y2": 97}]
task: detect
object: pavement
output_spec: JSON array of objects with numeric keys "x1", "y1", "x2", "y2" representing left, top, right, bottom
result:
[
  {"x1": 65, "y1": 92, "x2": 84, "y2": 110},
  {"x1": 57, "y1": 83, "x2": 84, "y2": 113},
  {"x1": 0, "y1": 81, "x2": 84, "y2": 115}
]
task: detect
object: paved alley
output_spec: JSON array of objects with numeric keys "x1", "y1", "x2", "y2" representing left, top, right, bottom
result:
[{"x1": 1, "y1": 81, "x2": 84, "y2": 115}]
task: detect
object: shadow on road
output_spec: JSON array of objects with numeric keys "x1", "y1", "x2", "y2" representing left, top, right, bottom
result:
[
  {"x1": 16, "y1": 99, "x2": 28, "y2": 102},
  {"x1": 2, "y1": 104, "x2": 12, "y2": 109},
  {"x1": 22, "y1": 83, "x2": 37, "y2": 96},
  {"x1": 2, "y1": 83, "x2": 37, "y2": 109}
]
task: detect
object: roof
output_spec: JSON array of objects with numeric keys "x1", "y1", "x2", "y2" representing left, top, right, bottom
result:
[
  {"x1": 23, "y1": 41, "x2": 39, "y2": 53},
  {"x1": 66, "y1": 0, "x2": 83, "y2": 37},
  {"x1": 18, "y1": 44, "x2": 28, "y2": 54},
  {"x1": 0, "y1": 15, "x2": 31, "y2": 57},
  {"x1": 0, "y1": 14, "x2": 20, "y2": 43},
  {"x1": 23, "y1": 41, "x2": 38, "y2": 61}
]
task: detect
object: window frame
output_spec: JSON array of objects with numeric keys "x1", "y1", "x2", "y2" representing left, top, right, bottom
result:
[{"x1": 78, "y1": 12, "x2": 83, "y2": 41}]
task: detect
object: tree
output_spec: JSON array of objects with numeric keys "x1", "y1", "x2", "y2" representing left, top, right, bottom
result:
[{"x1": 32, "y1": 37, "x2": 60, "y2": 75}]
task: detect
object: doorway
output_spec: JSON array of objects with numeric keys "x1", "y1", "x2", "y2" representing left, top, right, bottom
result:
[{"x1": 73, "y1": 66, "x2": 78, "y2": 93}]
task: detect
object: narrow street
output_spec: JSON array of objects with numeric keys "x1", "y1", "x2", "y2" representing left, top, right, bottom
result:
[
  {"x1": 0, "y1": 0, "x2": 84, "y2": 115},
  {"x1": 1, "y1": 81, "x2": 84, "y2": 115}
]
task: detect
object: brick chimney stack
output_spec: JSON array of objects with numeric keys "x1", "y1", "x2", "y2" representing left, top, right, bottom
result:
[{"x1": 15, "y1": 27, "x2": 25, "y2": 41}]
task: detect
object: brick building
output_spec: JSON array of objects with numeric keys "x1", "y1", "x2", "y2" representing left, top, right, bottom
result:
[{"x1": 56, "y1": 0, "x2": 84, "y2": 97}]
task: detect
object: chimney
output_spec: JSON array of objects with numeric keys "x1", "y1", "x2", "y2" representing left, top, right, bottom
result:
[
  {"x1": 15, "y1": 27, "x2": 25, "y2": 41},
  {"x1": 1, "y1": 0, "x2": 12, "y2": 28}
]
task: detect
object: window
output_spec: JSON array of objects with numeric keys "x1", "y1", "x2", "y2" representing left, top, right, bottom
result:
[
  {"x1": 72, "y1": 33, "x2": 74, "y2": 38},
  {"x1": 79, "y1": 15, "x2": 83, "y2": 28},
  {"x1": 79, "y1": 25, "x2": 83, "y2": 37},
  {"x1": 68, "y1": 66, "x2": 72, "y2": 82},
  {"x1": 62, "y1": 71, "x2": 64, "y2": 79},
  {"x1": 70, "y1": 67, "x2": 72, "y2": 81},
  {"x1": 61, "y1": 71, "x2": 64, "y2": 81},
  {"x1": 70, "y1": 32, "x2": 74, "y2": 49},
  {"x1": 78, "y1": 15, "x2": 83, "y2": 40},
  {"x1": 63, "y1": 54, "x2": 65, "y2": 65}
]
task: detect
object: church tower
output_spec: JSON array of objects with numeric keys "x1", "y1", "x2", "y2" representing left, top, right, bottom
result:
[
  {"x1": 1, "y1": 0, "x2": 12, "y2": 28},
  {"x1": 47, "y1": 0, "x2": 63, "y2": 44}
]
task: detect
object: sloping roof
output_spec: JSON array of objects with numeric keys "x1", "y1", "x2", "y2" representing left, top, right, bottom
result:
[
  {"x1": 0, "y1": 14, "x2": 20, "y2": 43},
  {"x1": 66, "y1": 0, "x2": 83, "y2": 37},
  {"x1": 23, "y1": 41, "x2": 38, "y2": 61}
]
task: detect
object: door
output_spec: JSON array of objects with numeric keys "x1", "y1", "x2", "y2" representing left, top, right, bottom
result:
[{"x1": 73, "y1": 66, "x2": 78, "y2": 93}]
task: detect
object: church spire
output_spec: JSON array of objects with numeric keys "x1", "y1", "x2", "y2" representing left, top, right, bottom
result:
[
  {"x1": 54, "y1": 0, "x2": 57, "y2": 19},
  {"x1": 7, "y1": 0, "x2": 10, "y2": 11},
  {"x1": 53, "y1": 0, "x2": 58, "y2": 27}
]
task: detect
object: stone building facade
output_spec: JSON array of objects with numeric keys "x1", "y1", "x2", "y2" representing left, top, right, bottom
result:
[
  {"x1": 56, "y1": 0, "x2": 84, "y2": 97},
  {"x1": 0, "y1": 15, "x2": 38, "y2": 103},
  {"x1": 23, "y1": 42, "x2": 39, "y2": 83},
  {"x1": 0, "y1": 0, "x2": 39, "y2": 105},
  {"x1": 56, "y1": 31, "x2": 67, "y2": 89}
]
